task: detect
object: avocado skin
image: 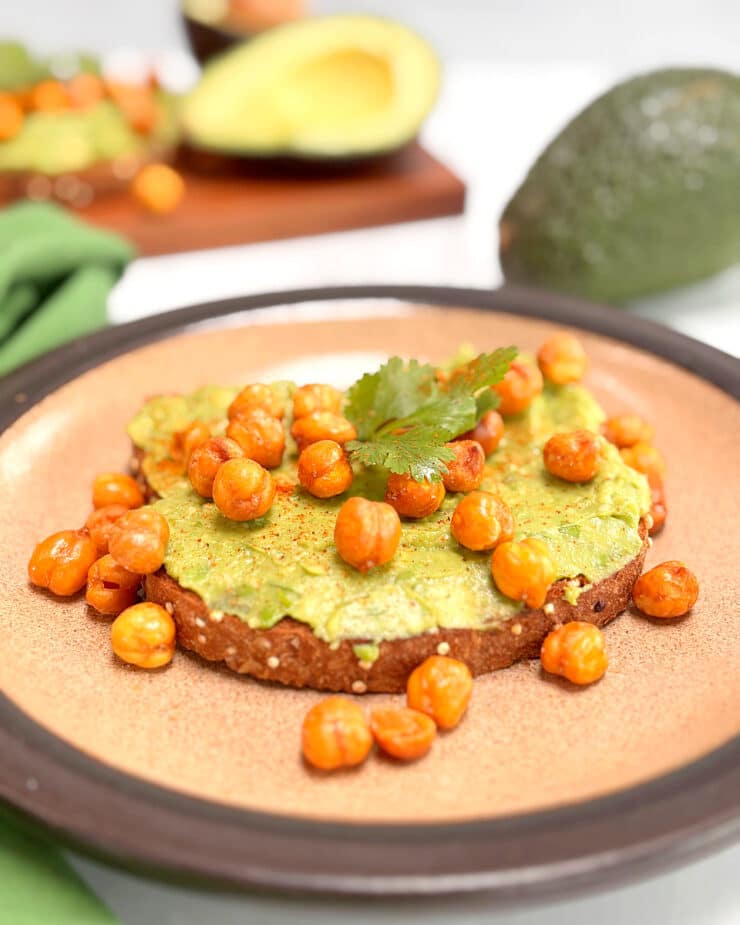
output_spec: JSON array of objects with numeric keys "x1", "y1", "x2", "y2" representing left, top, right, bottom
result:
[{"x1": 499, "y1": 69, "x2": 740, "y2": 303}]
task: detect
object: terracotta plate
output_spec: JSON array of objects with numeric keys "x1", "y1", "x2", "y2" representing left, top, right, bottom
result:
[{"x1": 0, "y1": 286, "x2": 738, "y2": 901}]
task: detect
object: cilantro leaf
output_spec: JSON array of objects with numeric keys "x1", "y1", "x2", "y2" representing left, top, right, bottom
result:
[
  {"x1": 347, "y1": 435, "x2": 456, "y2": 482},
  {"x1": 344, "y1": 349, "x2": 516, "y2": 481},
  {"x1": 448, "y1": 347, "x2": 519, "y2": 397},
  {"x1": 345, "y1": 357, "x2": 437, "y2": 440}
]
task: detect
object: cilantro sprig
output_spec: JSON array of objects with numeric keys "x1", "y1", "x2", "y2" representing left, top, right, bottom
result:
[{"x1": 344, "y1": 348, "x2": 517, "y2": 482}]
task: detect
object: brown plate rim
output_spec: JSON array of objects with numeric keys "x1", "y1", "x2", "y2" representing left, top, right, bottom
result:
[{"x1": 1, "y1": 283, "x2": 738, "y2": 902}]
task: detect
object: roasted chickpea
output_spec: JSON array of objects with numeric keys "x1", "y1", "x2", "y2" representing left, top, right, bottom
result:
[
  {"x1": 188, "y1": 436, "x2": 243, "y2": 498},
  {"x1": 171, "y1": 421, "x2": 211, "y2": 465},
  {"x1": 602, "y1": 413, "x2": 654, "y2": 448},
  {"x1": 301, "y1": 696, "x2": 373, "y2": 771},
  {"x1": 290, "y1": 411, "x2": 357, "y2": 453},
  {"x1": 450, "y1": 491, "x2": 514, "y2": 551},
  {"x1": 540, "y1": 622, "x2": 608, "y2": 685},
  {"x1": 227, "y1": 407, "x2": 286, "y2": 469},
  {"x1": 86, "y1": 555, "x2": 141, "y2": 615},
  {"x1": 108, "y1": 507, "x2": 169, "y2": 575},
  {"x1": 493, "y1": 361, "x2": 543, "y2": 416},
  {"x1": 85, "y1": 504, "x2": 129, "y2": 555},
  {"x1": 131, "y1": 163, "x2": 185, "y2": 215},
  {"x1": 298, "y1": 440, "x2": 353, "y2": 498},
  {"x1": 111, "y1": 602, "x2": 176, "y2": 669},
  {"x1": 92, "y1": 472, "x2": 144, "y2": 510},
  {"x1": 632, "y1": 561, "x2": 699, "y2": 618},
  {"x1": 28, "y1": 529, "x2": 98, "y2": 596},
  {"x1": 385, "y1": 473, "x2": 445, "y2": 519},
  {"x1": 442, "y1": 439, "x2": 485, "y2": 493},
  {"x1": 543, "y1": 430, "x2": 602, "y2": 483},
  {"x1": 228, "y1": 383, "x2": 284, "y2": 421},
  {"x1": 29, "y1": 79, "x2": 70, "y2": 112},
  {"x1": 491, "y1": 538, "x2": 556, "y2": 609},
  {"x1": 212, "y1": 458, "x2": 275, "y2": 521},
  {"x1": 370, "y1": 707, "x2": 437, "y2": 761},
  {"x1": 537, "y1": 332, "x2": 588, "y2": 384},
  {"x1": 292, "y1": 383, "x2": 343, "y2": 420},
  {"x1": 406, "y1": 655, "x2": 473, "y2": 729},
  {"x1": 620, "y1": 442, "x2": 666, "y2": 481},
  {"x1": 648, "y1": 474, "x2": 667, "y2": 535},
  {"x1": 334, "y1": 497, "x2": 401, "y2": 572},
  {"x1": 459, "y1": 409, "x2": 504, "y2": 455},
  {"x1": 0, "y1": 93, "x2": 24, "y2": 141}
]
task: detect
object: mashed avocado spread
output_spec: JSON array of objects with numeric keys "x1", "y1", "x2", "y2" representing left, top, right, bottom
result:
[{"x1": 128, "y1": 380, "x2": 649, "y2": 647}]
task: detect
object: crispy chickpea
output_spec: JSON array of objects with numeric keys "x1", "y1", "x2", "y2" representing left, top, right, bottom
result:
[
  {"x1": 334, "y1": 497, "x2": 401, "y2": 572},
  {"x1": 385, "y1": 473, "x2": 445, "y2": 519},
  {"x1": 620, "y1": 442, "x2": 666, "y2": 481},
  {"x1": 602, "y1": 413, "x2": 654, "y2": 448},
  {"x1": 188, "y1": 436, "x2": 243, "y2": 498},
  {"x1": 301, "y1": 696, "x2": 373, "y2": 771},
  {"x1": 370, "y1": 707, "x2": 437, "y2": 761},
  {"x1": 67, "y1": 72, "x2": 105, "y2": 108},
  {"x1": 493, "y1": 361, "x2": 543, "y2": 416},
  {"x1": 632, "y1": 561, "x2": 699, "y2": 618},
  {"x1": 540, "y1": 622, "x2": 608, "y2": 685},
  {"x1": 111, "y1": 602, "x2": 175, "y2": 669},
  {"x1": 459, "y1": 410, "x2": 504, "y2": 456},
  {"x1": 226, "y1": 407, "x2": 285, "y2": 469},
  {"x1": 171, "y1": 421, "x2": 211, "y2": 465},
  {"x1": 406, "y1": 655, "x2": 473, "y2": 729},
  {"x1": 291, "y1": 411, "x2": 357, "y2": 453},
  {"x1": 298, "y1": 440, "x2": 353, "y2": 498},
  {"x1": 451, "y1": 491, "x2": 514, "y2": 552},
  {"x1": 92, "y1": 472, "x2": 144, "y2": 510},
  {"x1": 212, "y1": 458, "x2": 275, "y2": 521},
  {"x1": 131, "y1": 163, "x2": 185, "y2": 215},
  {"x1": 228, "y1": 383, "x2": 284, "y2": 421},
  {"x1": 108, "y1": 507, "x2": 169, "y2": 574},
  {"x1": 85, "y1": 504, "x2": 129, "y2": 555},
  {"x1": 86, "y1": 555, "x2": 140, "y2": 615},
  {"x1": 292, "y1": 383, "x2": 343, "y2": 420},
  {"x1": 648, "y1": 474, "x2": 667, "y2": 535},
  {"x1": 0, "y1": 92, "x2": 24, "y2": 141},
  {"x1": 491, "y1": 538, "x2": 556, "y2": 609},
  {"x1": 28, "y1": 529, "x2": 98, "y2": 596},
  {"x1": 537, "y1": 332, "x2": 589, "y2": 384},
  {"x1": 442, "y1": 439, "x2": 485, "y2": 493},
  {"x1": 29, "y1": 79, "x2": 70, "y2": 112},
  {"x1": 543, "y1": 430, "x2": 601, "y2": 483}
]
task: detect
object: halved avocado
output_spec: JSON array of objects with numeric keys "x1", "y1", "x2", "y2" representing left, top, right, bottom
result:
[{"x1": 182, "y1": 15, "x2": 440, "y2": 160}]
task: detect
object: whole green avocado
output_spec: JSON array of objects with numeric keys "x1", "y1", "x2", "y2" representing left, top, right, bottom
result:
[{"x1": 499, "y1": 68, "x2": 740, "y2": 303}]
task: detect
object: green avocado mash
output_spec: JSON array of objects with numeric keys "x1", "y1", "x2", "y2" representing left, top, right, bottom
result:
[{"x1": 128, "y1": 380, "x2": 650, "y2": 650}]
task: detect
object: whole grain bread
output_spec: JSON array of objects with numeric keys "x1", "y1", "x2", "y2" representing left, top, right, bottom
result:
[{"x1": 134, "y1": 447, "x2": 648, "y2": 693}]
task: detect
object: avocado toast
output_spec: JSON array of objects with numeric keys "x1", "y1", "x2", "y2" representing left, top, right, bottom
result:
[{"x1": 128, "y1": 364, "x2": 651, "y2": 694}]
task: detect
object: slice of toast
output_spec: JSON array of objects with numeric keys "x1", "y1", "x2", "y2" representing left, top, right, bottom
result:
[{"x1": 133, "y1": 448, "x2": 648, "y2": 694}]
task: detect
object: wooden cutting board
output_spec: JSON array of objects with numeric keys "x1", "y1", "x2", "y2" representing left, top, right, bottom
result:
[{"x1": 72, "y1": 143, "x2": 466, "y2": 256}]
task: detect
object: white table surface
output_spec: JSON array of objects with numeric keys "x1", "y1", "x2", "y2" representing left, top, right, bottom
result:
[{"x1": 65, "y1": 61, "x2": 739, "y2": 923}]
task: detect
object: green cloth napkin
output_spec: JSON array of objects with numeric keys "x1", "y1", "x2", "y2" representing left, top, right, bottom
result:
[
  {"x1": 0, "y1": 811, "x2": 118, "y2": 924},
  {"x1": 0, "y1": 200, "x2": 134, "y2": 376}
]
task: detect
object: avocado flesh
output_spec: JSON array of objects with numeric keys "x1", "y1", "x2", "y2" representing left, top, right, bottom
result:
[
  {"x1": 500, "y1": 69, "x2": 740, "y2": 303},
  {"x1": 182, "y1": 15, "x2": 440, "y2": 159}
]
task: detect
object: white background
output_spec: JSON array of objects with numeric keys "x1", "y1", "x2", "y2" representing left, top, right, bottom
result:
[{"x1": 3, "y1": 1, "x2": 740, "y2": 921}]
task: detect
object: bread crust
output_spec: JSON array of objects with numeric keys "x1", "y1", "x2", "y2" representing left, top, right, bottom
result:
[{"x1": 134, "y1": 447, "x2": 648, "y2": 693}]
